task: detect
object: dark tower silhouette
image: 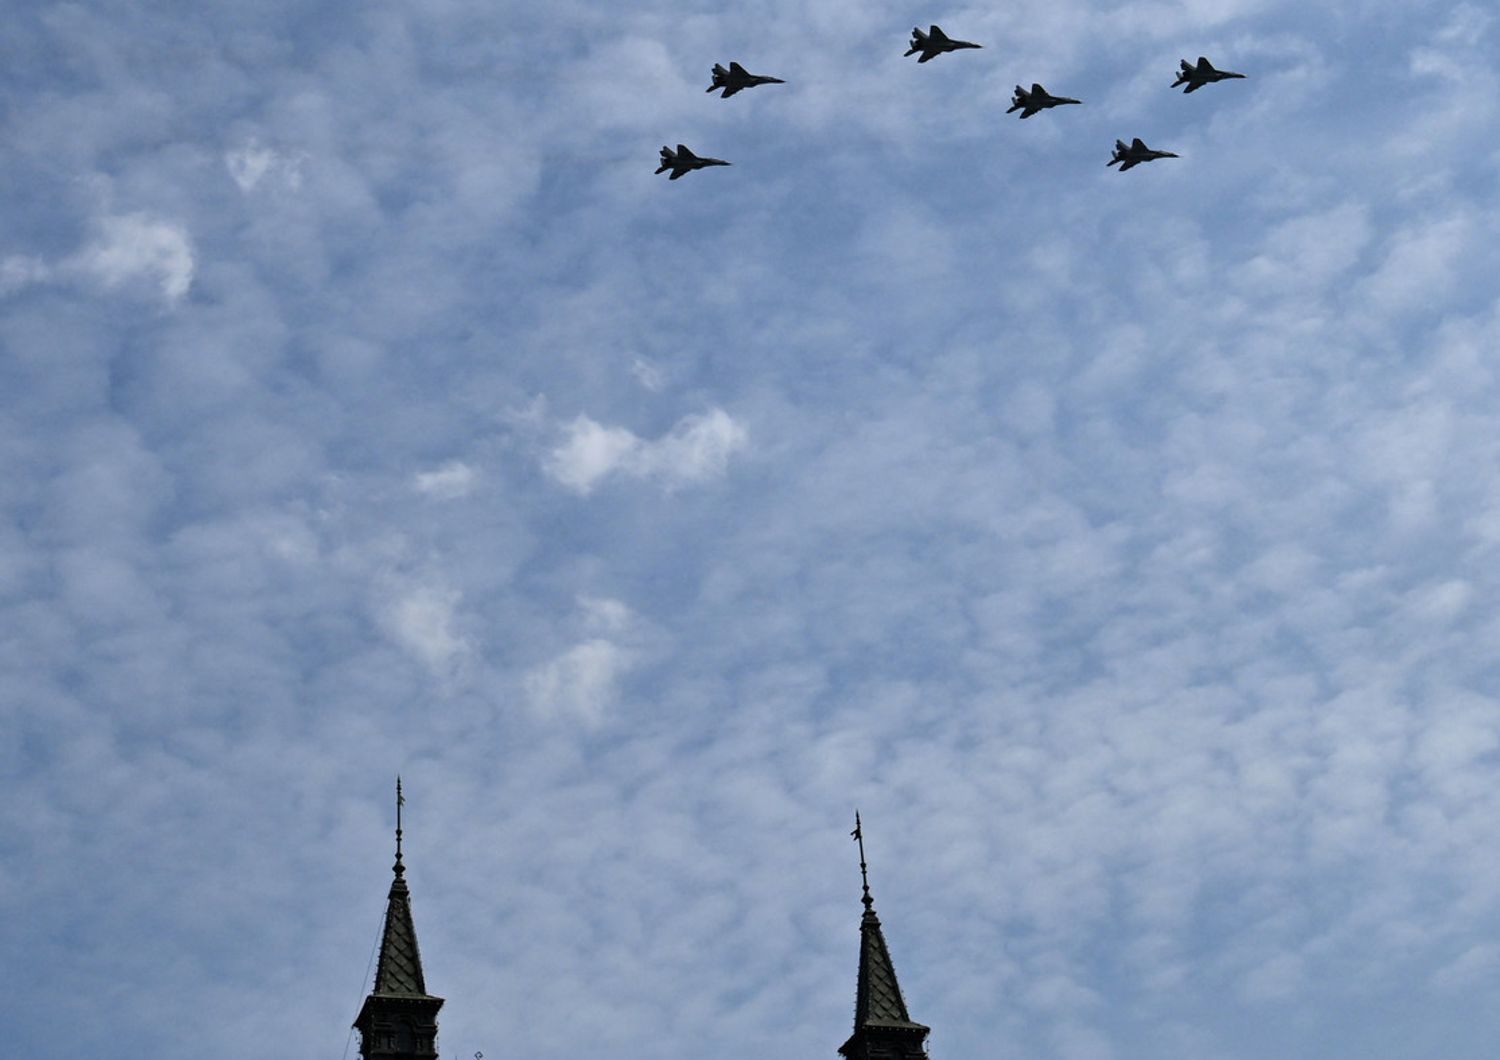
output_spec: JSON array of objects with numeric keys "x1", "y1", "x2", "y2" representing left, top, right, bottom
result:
[
  {"x1": 354, "y1": 779, "x2": 444, "y2": 1060},
  {"x1": 839, "y1": 813, "x2": 931, "y2": 1060}
]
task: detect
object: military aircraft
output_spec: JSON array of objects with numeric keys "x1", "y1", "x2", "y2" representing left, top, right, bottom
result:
[
  {"x1": 1107, "y1": 137, "x2": 1178, "y2": 171},
  {"x1": 1006, "y1": 83, "x2": 1082, "y2": 118},
  {"x1": 655, "y1": 144, "x2": 731, "y2": 180},
  {"x1": 904, "y1": 25, "x2": 982, "y2": 63},
  {"x1": 706, "y1": 61, "x2": 786, "y2": 98},
  {"x1": 1172, "y1": 56, "x2": 1245, "y2": 93}
]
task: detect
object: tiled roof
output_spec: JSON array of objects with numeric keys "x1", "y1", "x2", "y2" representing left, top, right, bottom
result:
[
  {"x1": 371, "y1": 863, "x2": 436, "y2": 999},
  {"x1": 853, "y1": 907, "x2": 928, "y2": 1033}
]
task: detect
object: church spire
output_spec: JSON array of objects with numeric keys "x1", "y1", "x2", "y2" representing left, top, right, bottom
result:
[
  {"x1": 839, "y1": 814, "x2": 930, "y2": 1060},
  {"x1": 354, "y1": 778, "x2": 444, "y2": 1059}
]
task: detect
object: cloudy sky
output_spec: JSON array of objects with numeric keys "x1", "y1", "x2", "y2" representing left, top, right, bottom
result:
[{"x1": 5, "y1": 1, "x2": 1500, "y2": 1057}]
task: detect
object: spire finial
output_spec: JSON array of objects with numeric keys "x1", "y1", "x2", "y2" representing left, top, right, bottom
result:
[
  {"x1": 852, "y1": 810, "x2": 873, "y2": 911},
  {"x1": 394, "y1": 775, "x2": 406, "y2": 879}
]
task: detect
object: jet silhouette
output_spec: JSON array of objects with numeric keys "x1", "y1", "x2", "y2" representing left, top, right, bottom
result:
[
  {"x1": 706, "y1": 61, "x2": 785, "y2": 98},
  {"x1": 1108, "y1": 137, "x2": 1178, "y2": 171},
  {"x1": 655, "y1": 144, "x2": 731, "y2": 180},
  {"x1": 1006, "y1": 83, "x2": 1082, "y2": 118},
  {"x1": 1172, "y1": 56, "x2": 1245, "y2": 93},
  {"x1": 904, "y1": 25, "x2": 981, "y2": 63}
]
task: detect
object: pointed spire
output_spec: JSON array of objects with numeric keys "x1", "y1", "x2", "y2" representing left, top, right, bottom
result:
[
  {"x1": 372, "y1": 776, "x2": 430, "y2": 996},
  {"x1": 355, "y1": 779, "x2": 443, "y2": 1059},
  {"x1": 839, "y1": 815, "x2": 929, "y2": 1060}
]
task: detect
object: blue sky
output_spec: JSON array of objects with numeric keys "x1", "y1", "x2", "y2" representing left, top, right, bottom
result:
[{"x1": 4, "y1": 1, "x2": 1500, "y2": 1057}]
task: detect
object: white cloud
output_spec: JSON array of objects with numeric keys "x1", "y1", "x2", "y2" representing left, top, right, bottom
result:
[
  {"x1": 71, "y1": 213, "x2": 195, "y2": 301},
  {"x1": 523, "y1": 597, "x2": 644, "y2": 725},
  {"x1": 1432, "y1": 944, "x2": 1500, "y2": 991},
  {"x1": 524, "y1": 638, "x2": 632, "y2": 725},
  {"x1": 226, "y1": 142, "x2": 276, "y2": 191},
  {"x1": 0, "y1": 255, "x2": 50, "y2": 295},
  {"x1": 545, "y1": 408, "x2": 747, "y2": 495},
  {"x1": 1234, "y1": 202, "x2": 1371, "y2": 295},
  {"x1": 382, "y1": 584, "x2": 469, "y2": 673},
  {"x1": 225, "y1": 139, "x2": 306, "y2": 192},
  {"x1": 630, "y1": 357, "x2": 665, "y2": 391},
  {"x1": 413, "y1": 461, "x2": 477, "y2": 500},
  {"x1": 545, "y1": 417, "x2": 641, "y2": 495},
  {"x1": 579, "y1": 595, "x2": 634, "y2": 634}
]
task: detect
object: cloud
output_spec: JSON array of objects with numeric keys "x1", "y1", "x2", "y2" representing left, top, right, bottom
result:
[
  {"x1": 413, "y1": 461, "x2": 477, "y2": 500},
  {"x1": 70, "y1": 213, "x2": 195, "y2": 301},
  {"x1": 224, "y1": 140, "x2": 305, "y2": 192},
  {"x1": 545, "y1": 408, "x2": 747, "y2": 495},
  {"x1": 524, "y1": 637, "x2": 633, "y2": 725},
  {"x1": 0, "y1": 255, "x2": 50, "y2": 295},
  {"x1": 522, "y1": 597, "x2": 650, "y2": 725},
  {"x1": 380, "y1": 584, "x2": 469, "y2": 674}
]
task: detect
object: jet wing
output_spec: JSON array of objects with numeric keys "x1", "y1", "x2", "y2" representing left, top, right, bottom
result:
[
  {"x1": 1117, "y1": 158, "x2": 1140, "y2": 171},
  {"x1": 720, "y1": 84, "x2": 743, "y2": 97},
  {"x1": 729, "y1": 61, "x2": 748, "y2": 76},
  {"x1": 1131, "y1": 138, "x2": 1147, "y2": 150}
]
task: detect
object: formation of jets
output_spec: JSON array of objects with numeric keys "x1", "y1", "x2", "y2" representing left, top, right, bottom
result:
[{"x1": 659, "y1": 26, "x2": 1246, "y2": 179}]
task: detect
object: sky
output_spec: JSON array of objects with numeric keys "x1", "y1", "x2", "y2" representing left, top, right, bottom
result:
[{"x1": 3, "y1": 0, "x2": 1500, "y2": 1057}]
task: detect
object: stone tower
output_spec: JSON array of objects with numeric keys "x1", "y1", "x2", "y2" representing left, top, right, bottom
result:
[
  {"x1": 353, "y1": 779, "x2": 444, "y2": 1060},
  {"x1": 839, "y1": 814, "x2": 931, "y2": 1060}
]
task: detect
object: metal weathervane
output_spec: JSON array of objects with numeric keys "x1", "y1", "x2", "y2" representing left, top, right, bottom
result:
[{"x1": 852, "y1": 811, "x2": 873, "y2": 910}]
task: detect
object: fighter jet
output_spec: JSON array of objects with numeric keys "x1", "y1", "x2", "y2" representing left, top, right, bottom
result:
[
  {"x1": 1107, "y1": 137, "x2": 1178, "y2": 171},
  {"x1": 706, "y1": 61, "x2": 785, "y2": 98},
  {"x1": 1006, "y1": 83, "x2": 1082, "y2": 118},
  {"x1": 1172, "y1": 56, "x2": 1245, "y2": 93},
  {"x1": 904, "y1": 25, "x2": 982, "y2": 63},
  {"x1": 655, "y1": 144, "x2": 731, "y2": 180}
]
